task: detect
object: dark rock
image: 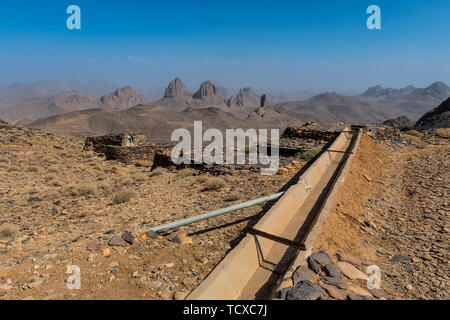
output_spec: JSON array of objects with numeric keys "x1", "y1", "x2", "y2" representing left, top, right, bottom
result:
[
  {"x1": 415, "y1": 96, "x2": 450, "y2": 130},
  {"x1": 390, "y1": 255, "x2": 411, "y2": 263},
  {"x1": 277, "y1": 287, "x2": 291, "y2": 300},
  {"x1": 322, "y1": 276, "x2": 349, "y2": 290},
  {"x1": 108, "y1": 235, "x2": 128, "y2": 247},
  {"x1": 310, "y1": 251, "x2": 332, "y2": 266},
  {"x1": 369, "y1": 288, "x2": 390, "y2": 299},
  {"x1": 347, "y1": 294, "x2": 376, "y2": 300},
  {"x1": 104, "y1": 230, "x2": 115, "y2": 235},
  {"x1": 122, "y1": 232, "x2": 135, "y2": 245},
  {"x1": 147, "y1": 230, "x2": 159, "y2": 239},
  {"x1": 308, "y1": 258, "x2": 321, "y2": 274},
  {"x1": 324, "y1": 264, "x2": 342, "y2": 278},
  {"x1": 27, "y1": 197, "x2": 42, "y2": 203},
  {"x1": 286, "y1": 280, "x2": 325, "y2": 300},
  {"x1": 292, "y1": 266, "x2": 314, "y2": 285}
]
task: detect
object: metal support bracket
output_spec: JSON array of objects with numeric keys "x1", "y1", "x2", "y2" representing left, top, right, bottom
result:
[{"x1": 247, "y1": 228, "x2": 306, "y2": 250}]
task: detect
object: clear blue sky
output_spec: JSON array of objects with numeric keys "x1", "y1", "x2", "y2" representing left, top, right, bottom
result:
[{"x1": 0, "y1": 0, "x2": 449, "y2": 92}]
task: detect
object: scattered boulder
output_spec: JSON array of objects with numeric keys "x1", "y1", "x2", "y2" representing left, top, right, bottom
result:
[
  {"x1": 308, "y1": 251, "x2": 332, "y2": 274},
  {"x1": 321, "y1": 276, "x2": 349, "y2": 290},
  {"x1": 292, "y1": 265, "x2": 314, "y2": 285},
  {"x1": 324, "y1": 264, "x2": 342, "y2": 278},
  {"x1": 286, "y1": 280, "x2": 326, "y2": 300},
  {"x1": 108, "y1": 235, "x2": 128, "y2": 247},
  {"x1": 121, "y1": 232, "x2": 135, "y2": 245}
]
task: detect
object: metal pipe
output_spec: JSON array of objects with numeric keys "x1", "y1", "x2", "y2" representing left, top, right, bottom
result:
[{"x1": 134, "y1": 191, "x2": 285, "y2": 235}]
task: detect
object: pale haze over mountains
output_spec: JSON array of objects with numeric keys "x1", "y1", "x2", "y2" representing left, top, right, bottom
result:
[{"x1": 0, "y1": 78, "x2": 449, "y2": 143}]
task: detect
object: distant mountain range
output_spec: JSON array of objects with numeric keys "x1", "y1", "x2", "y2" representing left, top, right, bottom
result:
[
  {"x1": 0, "y1": 80, "x2": 119, "y2": 109},
  {"x1": 0, "y1": 78, "x2": 448, "y2": 142},
  {"x1": 156, "y1": 78, "x2": 261, "y2": 116},
  {"x1": 0, "y1": 87, "x2": 148, "y2": 124},
  {"x1": 275, "y1": 82, "x2": 450, "y2": 123}
]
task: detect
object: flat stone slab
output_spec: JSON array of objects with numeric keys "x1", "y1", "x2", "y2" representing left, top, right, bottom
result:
[
  {"x1": 108, "y1": 235, "x2": 128, "y2": 247},
  {"x1": 286, "y1": 280, "x2": 325, "y2": 300},
  {"x1": 321, "y1": 283, "x2": 348, "y2": 300},
  {"x1": 324, "y1": 263, "x2": 342, "y2": 278},
  {"x1": 336, "y1": 251, "x2": 362, "y2": 267},
  {"x1": 293, "y1": 266, "x2": 314, "y2": 285},
  {"x1": 322, "y1": 276, "x2": 349, "y2": 290},
  {"x1": 337, "y1": 261, "x2": 368, "y2": 280}
]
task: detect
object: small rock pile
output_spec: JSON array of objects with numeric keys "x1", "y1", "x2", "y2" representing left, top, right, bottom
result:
[{"x1": 276, "y1": 251, "x2": 389, "y2": 300}]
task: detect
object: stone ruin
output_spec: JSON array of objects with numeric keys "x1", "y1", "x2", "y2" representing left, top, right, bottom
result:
[{"x1": 83, "y1": 133, "x2": 163, "y2": 164}]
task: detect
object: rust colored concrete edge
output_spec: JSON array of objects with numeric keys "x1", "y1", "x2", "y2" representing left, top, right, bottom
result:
[{"x1": 187, "y1": 129, "x2": 360, "y2": 300}]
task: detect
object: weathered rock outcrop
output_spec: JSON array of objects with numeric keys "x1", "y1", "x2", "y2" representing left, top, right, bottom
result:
[
  {"x1": 164, "y1": 78, "x2": 188, "y2": 98},
  {"x1": 100, "y1": 87, "x2": 148, "y2": 110},
  {"x1": 415, "y1": 97, "x2": 450, "y2": 130},
  {"x1": 247, "y1": 94, "x2": 280, "y2": 118},
  {"x1": 235, "y1": 87, "x2": 260, "y2": 108},
  {"x1": 383, "y1": 116, "x2": 413, "y2": 130}
]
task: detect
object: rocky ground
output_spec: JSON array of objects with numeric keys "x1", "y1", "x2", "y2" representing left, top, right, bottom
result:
[
  {"x1": 0, "y1": 123, "x2": 301, "y2": 300},
  {"x1": 0, "y1": 123, "x2": 448, "y2": 300},
  {"x1": 315, "y1": 131, "x2": 449, "y2": 300}
]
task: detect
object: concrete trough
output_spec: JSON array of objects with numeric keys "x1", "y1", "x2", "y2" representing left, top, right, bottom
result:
[{"x1": 187, "y1": 128, "x2": 361, "y2": 300}]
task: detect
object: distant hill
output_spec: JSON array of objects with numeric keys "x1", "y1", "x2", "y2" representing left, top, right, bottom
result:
[
  {"x1": 27, "y1": 102, "x2": 303, "y2": 143},
  {"x1": 361, "y1": 85, "x2": 417, "y2": 98},
  {"x1": 100, "y1": 87, "x2": 149, "y2": 111},
  {"x1": 1, "y1": 91, "x2": 99, "y2": 124},
  {"x1": 359, "y1": 82, "x2": 450, "y2": 121},
  {"x1": 0, "y1": 86, "x2": 150, "y2": 124},
  {"x1": 0, "y1": 80, "x2": 118, "y2": 109},
  {"x1": 275, "y1": 92, "x2": 392, "y2": 123},
  {"x1": 415, "y1": 97, "x2": 450, "y2": 130},
  {"x1": 274, "y1": 82, "x2": 450, "y2": 123}
]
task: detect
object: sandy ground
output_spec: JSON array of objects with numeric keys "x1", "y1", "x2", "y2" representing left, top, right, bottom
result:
[{"x1": 0, "y1": 125, "x2": 299, "y2": 300}]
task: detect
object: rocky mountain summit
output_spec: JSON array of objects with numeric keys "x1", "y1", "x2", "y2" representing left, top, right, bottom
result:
[
  {"x1": 100, "y1": 87, "x2": 149, "y2": 111},
  {"x1": 248, "y1": 95, "x2": 279, "y2": 118},
  {"x1": 157, "y1": 78, "x2": 263, "y2": 113},
  {"x1": 227, "y1": 87, "x2": 260, "y2": 109},
  {"x1": 362, "y1": 85, "x2": 417, "y2": 98}
]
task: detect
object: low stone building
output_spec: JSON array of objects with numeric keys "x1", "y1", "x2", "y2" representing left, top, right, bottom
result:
[
  {"x1": 84, "y1": 133, "x2": 146, "y2": 152},
  {"x1": 83, "y1": 133, "x2": 161, "y2": 163}
]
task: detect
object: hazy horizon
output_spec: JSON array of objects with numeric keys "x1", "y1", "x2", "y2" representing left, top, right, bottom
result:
[{"x1": 1, "y1": 0, "x2": 449, "y2": 93}]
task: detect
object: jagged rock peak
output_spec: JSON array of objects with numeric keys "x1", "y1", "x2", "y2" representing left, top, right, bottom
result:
[
  {"x1": 100, "y1": 86, "x2": 148, "y2": 109},
  {"x1": 164, "y1": 78, "x2": 187, "y2": 98},
  {"x1": 260, "y1": 94, "x2": 271, "y2": 108},
  {"x1": 193, "y1": 81, "x2": 220, "y2": 100}
]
